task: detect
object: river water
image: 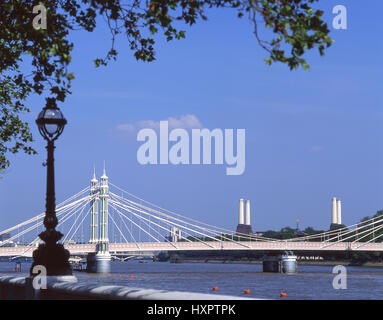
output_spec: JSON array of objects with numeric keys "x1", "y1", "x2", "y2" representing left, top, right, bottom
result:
[{"x1": 1, "y1": 261, "x2": 382, "y2": 299}]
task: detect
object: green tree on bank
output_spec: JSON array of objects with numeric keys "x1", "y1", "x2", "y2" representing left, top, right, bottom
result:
[
  {"x1": 263, "y1": 226, "x2": 326, "y2": 240},
  {"x1": 0, "y1": 0, "x2": 333, "y2": 173}
]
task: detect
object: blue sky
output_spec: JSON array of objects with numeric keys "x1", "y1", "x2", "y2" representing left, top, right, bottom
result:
[{"x1": 1, "y1": 1, "x2": 382, "y2": 233}]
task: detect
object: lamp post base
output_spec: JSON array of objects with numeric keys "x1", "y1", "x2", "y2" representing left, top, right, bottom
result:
[{"x1": 30, "y1": 243, "x2": 72, "y2": 276}]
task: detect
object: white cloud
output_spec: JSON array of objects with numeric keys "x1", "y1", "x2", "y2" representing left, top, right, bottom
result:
[{"x1": 117, "y1": 114, "x2": 203, "y2": 133}]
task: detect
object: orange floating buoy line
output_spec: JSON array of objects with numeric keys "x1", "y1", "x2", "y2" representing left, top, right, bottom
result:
[
  {"x1": 244, "y1": 289, "x2": 251, "y2": 295},
  {"x1": 212, "y1": 286, "x2": 219, "y2": 291},
  {"x1": 280, "y1": 292, "x2": 287, "y2": 298},
  {"x1": 130, "y1": 275, "x2": 134, "y2": 278}
]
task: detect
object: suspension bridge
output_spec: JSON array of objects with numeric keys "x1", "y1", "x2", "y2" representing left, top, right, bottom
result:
[{"x1": 1, "y1": 167, "x2": 383, "y2": 271}]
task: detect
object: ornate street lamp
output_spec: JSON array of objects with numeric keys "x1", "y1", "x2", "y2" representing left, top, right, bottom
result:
[{"x1": 30, "y1": 98, "x2": 72, "y2": 276}]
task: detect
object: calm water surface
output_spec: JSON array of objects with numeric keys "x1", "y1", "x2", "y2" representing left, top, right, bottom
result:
[{"x1": 1, "y1": 261, "x2": 382, "y2": 299}]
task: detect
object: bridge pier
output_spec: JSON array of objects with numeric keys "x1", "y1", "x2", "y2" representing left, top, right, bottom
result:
[
  {"x1": 262, "y1": 254, "x2": 280, "y2": 272},
  {"x1": 86, "y1": 252, "x2": 111, "y2": 274},
  {"x1": 262, "y1": 251, "x2": 297, "y2": 273},
  {"x1": 280, "y1": 251, "x2": 297, "y2": 273}
]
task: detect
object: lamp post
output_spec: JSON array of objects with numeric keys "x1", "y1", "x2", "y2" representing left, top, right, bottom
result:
[{"x1": 30, "y1": 98, "x2": 72, "y2": 276}]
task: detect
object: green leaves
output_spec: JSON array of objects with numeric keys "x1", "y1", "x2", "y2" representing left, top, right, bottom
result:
[
  {"x1": 0, "y1": 77, "x2": 36, "y2": 171},
  {"x1": 0, "y1": 0, "x2": 73, "y2": 172},
  {"x1": 244, "y1": 0, "x2": 333, "y2": 70}
]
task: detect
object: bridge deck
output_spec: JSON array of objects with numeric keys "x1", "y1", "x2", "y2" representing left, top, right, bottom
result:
[{"x1": 1, "y1": 241, "x2": 383, "y2": 257}]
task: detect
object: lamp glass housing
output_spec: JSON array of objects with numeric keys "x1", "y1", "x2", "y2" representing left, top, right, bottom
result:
[{"x1": 36, "y1": 105, "x2": 67, "y2": 141}]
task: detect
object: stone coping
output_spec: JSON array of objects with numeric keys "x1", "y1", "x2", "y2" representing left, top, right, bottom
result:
[{"x1": 0, "y1": 275, "x2": 256, "y2": 300}]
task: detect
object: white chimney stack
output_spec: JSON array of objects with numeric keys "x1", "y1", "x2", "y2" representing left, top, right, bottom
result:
[
  {"x1": 337, "y1": 199, "x2": 342, "y2": 225},
  {"x1": 332, "y1": 197, "x2": 337, "y2": 224},
  {"x1": 245, "y1": 200, "x2": 251, "y2": 225},
  {"x1": 238, "y1": 199, "x2": 244, "y2": 225}
]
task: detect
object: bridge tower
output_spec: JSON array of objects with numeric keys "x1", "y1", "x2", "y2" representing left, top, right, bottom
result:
[
  {"x1": 89, "y1": 169, "x2": 99, "y2": 244},
  {"x1": 98, "y1": 166, "x2": 110, "y2": 252},
  {"x1": 87, "y1": 165, "x2": 111, "y2": 273},
  {"x1": 96, "y1": 165, "x2": 111, "y2": 272}
]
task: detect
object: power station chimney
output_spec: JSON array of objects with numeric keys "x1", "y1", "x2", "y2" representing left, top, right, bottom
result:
[
  {"x1": 331, "y1": 197, "x2": 337, "y2": 225},
  {"x1": 337, "y1": 199, "x2": 342, "y2": 225},
  {"x1": 238, "y1": 198, "x2": 244, "y2": 225},
  {"x1": 236, "y1": 198, "x2": 253, "y2": 235},
  {"x1": 245, "y1": 200, "x2": 251, "y2": 225}
]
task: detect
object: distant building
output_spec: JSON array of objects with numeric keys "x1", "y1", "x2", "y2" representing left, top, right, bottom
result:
[
  {"x1": 165, "y1": 227, "x2": 182, "y2": 242},
  {"x1": 235, "y1": 199, "x2": 253, "y2": 235}
]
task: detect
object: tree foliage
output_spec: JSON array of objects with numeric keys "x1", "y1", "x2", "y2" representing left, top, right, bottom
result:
[{"x1": 0, "y1": 0, "x2": 333, "y2": 172}]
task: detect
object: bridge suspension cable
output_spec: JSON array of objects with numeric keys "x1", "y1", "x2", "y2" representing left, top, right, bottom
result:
[
  {"x1": 2, "y1": 176, "x2": 383, "y2": 260},
  {"x1": 18, "y1": 198, "x2": 91, "y2": 256},
  {"x1": 110, "y1": 200, "x2": 213, "y2": 249},
  {"x1": 285, "y1": 213, "x2": 383, "y2": 243},
  {"x1": 112, "y1": 191, "x2": 235, "y2": 240},
  {"x1": 109, "y1": 193, "x2": 256, "y2": 248},
  {"x1": 109, "y1": 182, "x2": 274, "y2": 242},
  {"x1": 0, "y1": 190, "x2": 91, "y2": 247}
]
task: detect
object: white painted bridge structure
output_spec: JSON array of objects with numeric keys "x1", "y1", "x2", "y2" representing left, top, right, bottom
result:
[{"x1": 1, "y1": 168, "x2": 383, "y2": 259}]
